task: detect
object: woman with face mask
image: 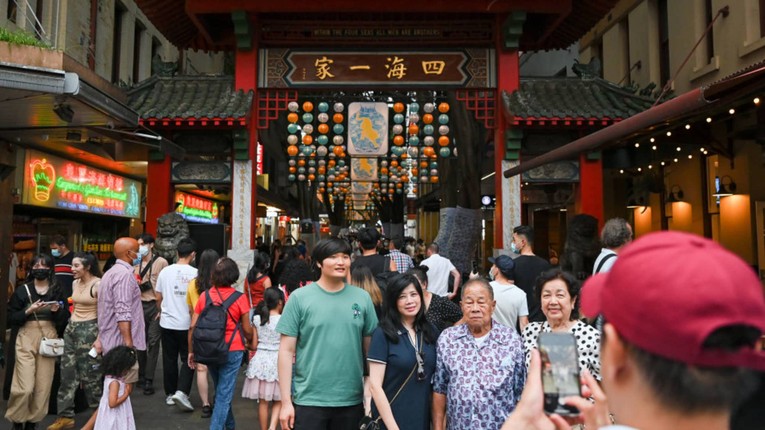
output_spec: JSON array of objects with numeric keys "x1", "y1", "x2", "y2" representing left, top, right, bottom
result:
[{"x1": 5, "y1": 254, "x2": 69, "y2": 430}]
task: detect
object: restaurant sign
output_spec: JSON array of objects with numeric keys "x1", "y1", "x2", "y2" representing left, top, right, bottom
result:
[
  {"x1": 175, "y1": 191, "x2": 219, "y2": 224},
  {"x1": 22, "y1": 150, "x2": 142, "y2": 219},
  {"x1": 259, "y1": 49, "x2": 495, "y2": 88}
]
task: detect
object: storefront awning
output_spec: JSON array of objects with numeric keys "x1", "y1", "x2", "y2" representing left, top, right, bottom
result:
[{"x1": 503, "y1": 65, "x2": 765, "y2": 178}]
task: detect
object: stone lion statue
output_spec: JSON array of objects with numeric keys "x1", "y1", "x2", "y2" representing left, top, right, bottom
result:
[{"x1": 154, "y1": 212, "x2": 190, "y2": 263}]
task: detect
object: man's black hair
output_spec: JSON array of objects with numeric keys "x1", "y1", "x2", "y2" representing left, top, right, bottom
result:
[
  {"x1": 139, "y1": 233, "x2": 155, "y2": 244},
  {"x1": 176, "y1": 237, "x2": 196, "y2": 258},
  {"x1": 312, "y1": 238, "x2": 352, "y2": 267},
  {"x1": 513, "y1": 225, "x2": 535, "y2": 244},
  {"x1": 357, "y1": 227, "x2": 381, "y2": 251}
]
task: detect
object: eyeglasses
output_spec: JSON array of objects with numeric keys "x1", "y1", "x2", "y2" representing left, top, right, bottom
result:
[{"x1": 415, "y1": 350, "x2": 426, "y2": 381}]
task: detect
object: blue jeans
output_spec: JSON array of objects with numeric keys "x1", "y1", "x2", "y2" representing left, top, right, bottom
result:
[{"x1": 208, "y1": 351, "x2": 244, "y2": 430}]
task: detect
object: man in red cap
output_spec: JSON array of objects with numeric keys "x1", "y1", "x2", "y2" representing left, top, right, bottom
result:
[{"x1": 503, "y1": 231, "x2": 765, "y2": 430}]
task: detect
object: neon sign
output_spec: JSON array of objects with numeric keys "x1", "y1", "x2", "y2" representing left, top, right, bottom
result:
[
  {"x1": 22, "y1": 150, "x2": 142, "y2": 219},
  {"x1": 175, "y1": 191, "x2": 219, "y2": 224}
]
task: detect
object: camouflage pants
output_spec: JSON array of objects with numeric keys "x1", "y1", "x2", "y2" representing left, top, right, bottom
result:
[{"x1": 57, "y1": 319, "x2": 101, "y2": 418}]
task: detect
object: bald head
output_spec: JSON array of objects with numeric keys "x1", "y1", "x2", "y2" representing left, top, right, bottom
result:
[{"x1": 114, "y1": 237, "x2": 139, "y2": 264}]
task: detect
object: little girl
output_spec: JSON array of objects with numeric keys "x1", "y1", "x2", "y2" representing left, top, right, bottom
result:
[
  {"x1": 94, "y1": 346, "x2": 136, "y2": 430},
  {"x1": 242, "y1": 286, "x2": 284, "y2": 430}
]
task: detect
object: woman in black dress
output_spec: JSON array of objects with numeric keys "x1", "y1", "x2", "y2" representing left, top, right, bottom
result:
[{"x1": 406, "y1": 266, "x2": 462, "y2": 335}]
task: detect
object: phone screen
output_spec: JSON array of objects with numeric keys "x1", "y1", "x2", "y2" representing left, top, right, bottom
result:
[{"x1": 538, "y1": 332, "x2": 581, "y2": 415}]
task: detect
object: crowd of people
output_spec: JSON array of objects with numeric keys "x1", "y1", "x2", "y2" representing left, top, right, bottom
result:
[{"x1": 3, "y1": 221, "x2": 765, "y2": 430}]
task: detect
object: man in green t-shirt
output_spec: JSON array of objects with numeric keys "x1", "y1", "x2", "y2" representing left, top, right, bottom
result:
[{"x1": 277, "y1": 238, "x2": 378, "y2": 430}]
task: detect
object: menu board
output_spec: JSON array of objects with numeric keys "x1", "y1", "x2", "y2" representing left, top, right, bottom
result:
[{"x1": 175, "y1": 191, "x2": 219, "y2": 224}]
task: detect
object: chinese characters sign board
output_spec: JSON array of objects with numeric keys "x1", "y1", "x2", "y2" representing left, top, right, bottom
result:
[
  {"x1": 259, "y1": 49, "x2": 495, "y2": 88},
  {"x1": 175, "y1": 191, "x2": 219, "y2": 224},
  {"x1": 22, "y1": 150, "x2": 142, "y2": 219}
]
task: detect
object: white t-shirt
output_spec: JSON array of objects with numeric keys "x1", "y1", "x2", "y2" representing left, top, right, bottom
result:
[
  {"x1": 490, "y1": 280, "x2": 528, "y2": 330},
  {"x1": 593, "y1": 249, "x2": 617, "y2": 274},
  {"x1": 420, "y1": 254, "x2": 456, "y2": 296},
  {"x1": 156, "y1": 263, "x2": 198, "y2": 330}
]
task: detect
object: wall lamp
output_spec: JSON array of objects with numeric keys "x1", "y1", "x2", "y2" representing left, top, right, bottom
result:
[
  {"x1": 667, "y1": 185, "x2": 684, "y2": 203},
  {"x1": 713, "y1": 175, "x2": 737, "y2": 197},
  {"x1": 626, "y1": 195, "x2": 647, "y2": 208},
  {"x1": 53, "y1": 103, "x2": 74, "y2": 123}
]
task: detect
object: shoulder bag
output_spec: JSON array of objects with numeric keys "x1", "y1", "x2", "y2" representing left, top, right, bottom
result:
[
  {"x1": 359, "y1": 345, "x2": 420, "y2": 430},
  {"x1": 138, "y1": 255, "x2": 159, "y2": 292},
  {"x1": 24, "y1": 284, "x2": 65, "y2": 358}
]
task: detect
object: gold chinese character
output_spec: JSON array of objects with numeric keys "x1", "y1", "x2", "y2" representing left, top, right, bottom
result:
[
  {"x1": 385, "y1": 56, "x2": 407, "y2": 80},
  {"x1": 315, "y1": 56, "x2": 335, "y2": 80},
  {"x1": 349, "y1": 65, "x2": 371, "y2": 70},
  {"x1": 422, "y1": 60, "x2": 446, "y2": 75}
]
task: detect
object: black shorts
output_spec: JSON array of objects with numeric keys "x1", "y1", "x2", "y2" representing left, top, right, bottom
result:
[{"x1": 293, "y1": 403, "x2": 364, "y2": 430}]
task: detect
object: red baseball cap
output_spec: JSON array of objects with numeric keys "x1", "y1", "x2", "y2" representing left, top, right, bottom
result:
[{"x1": 581, "y1": 231, "x2": 765, "y2": 370}]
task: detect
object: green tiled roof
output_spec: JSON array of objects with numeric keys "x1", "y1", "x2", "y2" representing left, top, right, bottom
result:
[
  {"x1": 503, "y1": 77, "x2": 657, "y2": 121},
  {"x1": 128, "y1": 75, "x2": 253, "y2": 120}
]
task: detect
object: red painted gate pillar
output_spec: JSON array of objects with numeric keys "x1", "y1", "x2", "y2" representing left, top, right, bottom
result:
[
  {"x1": 576, "y1": 153, "x2": 604, "y2": 226},
  {"x1": 145, "y1": 155, "x2": 172, "y2": 236}
]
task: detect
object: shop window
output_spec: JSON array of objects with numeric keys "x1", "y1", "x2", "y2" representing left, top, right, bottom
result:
[
  {"x1": 760, "y1": 0, "x2": 765, "y2": 38},
  {"x1": 703, "y1": 0, "x2": 715, "y2": 61},
  {"x1": 7, "y1": 0, "x2": 16, "y2": 23},
  {"x1": 111, "y1": 1, "x2": 127, "y2": 84},
  {"x1": 132, "y1": 20, "x2": 146, "y2": 83},
  {"x1": 658, "y1": 0, "x2": 670, "y2": 87}
]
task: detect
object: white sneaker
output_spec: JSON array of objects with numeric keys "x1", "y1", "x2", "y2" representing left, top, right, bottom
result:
[
  {"x1": 165, "y1": 395, "x2": 175, "y2": 406},
  {"x1": 172, "y1": 390, "x2": 194, "y2": 411}
]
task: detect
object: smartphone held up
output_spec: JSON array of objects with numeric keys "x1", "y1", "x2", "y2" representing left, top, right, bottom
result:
[{"x1": 538, "y1": 332, "x2": 581, "y2": 416}]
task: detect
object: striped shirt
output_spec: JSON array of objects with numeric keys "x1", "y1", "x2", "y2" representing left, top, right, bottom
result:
[
  {"x1": 388, "y1": 249, "x2": 414, "y2": 273},
  {"x1": 98, "y1": 259, "x2": 146, "y2": 353}
]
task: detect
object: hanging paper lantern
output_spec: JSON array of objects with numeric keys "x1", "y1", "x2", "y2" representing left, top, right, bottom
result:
[
  {"x1": 302, "y1": 124, "x2": 314, "y2": 135},
  {"x1": 424, "y1": 103, "x2": 435, "y2": 113},
  {"x1": 393, "y1": 135, "x2": 405, "y2": 146},
  {"x1": 287, "y1": 145, "x2": 299, "y2": 156},
  {"x1": 333, "y1": 113, "x2": 344, "y2": 123},
  {"x1": 420, "y1": 176, "x2": 428, "y2": 183},
  {"x1": 288, "y1": 174, "x2": 296, "y2": 181},
  {"x1": 302, "y1": 113, "x2": 314, "y2": 123},
  {"x1": 393, "y1": 102, "x2": 405, "y2": 113},
  {"x1": 409, "y1": 136, "x2": 420, "y2": 147},
  {"x1": 438, "y1": 136, "x2": 449, "y2": 146},
  {"x1": 288, "y1": 101, "x2": 299, "y2": 112},
  {"x1": 439, "y1": 147, "x2": 451, "y2": 157},
  {"x1": 438, "y1": 114, "x2": 449, "y2": 125},
  {"x1": 408, "y1": 124, "x2": 419, "y2": 135},
  {"x1": 422, "y1": 113, "x2": 434, "y2": 124},
  {"x1": 333, "y1": 145, "x2": 345, "y2": 156},
  {"x1": 438, "y1": 102, "x2": 450, "y2": 113},
  {"x1": 423, "y1": 136, "x2": 435, "y2": 146},
  {"x1": 423, "y1": 125, "x2": 434, "y2": 135},
  {"x1": 410, "y1": 102, "x2": 420, "y2": 112},
  {"x1": 333, "y1": 124, "x2": 345, "y2": 134},
  {"x1": 287, "y1": 123, "x2": 299, "y2": 134},
  {"x1": 318, "y1": 113, "x2": 329, "y2": 123},
  {"x1": 318, "y1": 102, "x2": 329, "y2": 112},
  {"x1": 409, "y1": 113, "x2": 420, "y2": 124},
  {"x1": 298, "y1": 174, "x2": 306, "y2": 181},
  {"x1": 301, "y1": 146, "x2": 314, "y2": 156},
  {"x1": 288, "y1": 159, "x2": 296, "y2": 166},
  {"x1": 288, "y1": 112, "x2": 299, "y2": 123},
  {"x1": 422, "y1": 147, "x2": 435, "y2": 158},
  {"x1": 303, "y1": 101, "x2": 314, "y2": 112},
  {"x1": 392, "y1": 124, "x2": 404, "y2": 135},
  {"x1": 337, "y1": 159, "x2": 346, "y2": 167},
  {"x1": 318, "y1": 123, "x2": 330, "y2": 134},
  {"x1": 333, "y1": 135, "x2": 344, "y2": 145},
  {"x1": 430, "y1": 176, "x2": 439, "y2": 183},
  {"x1": 308, "y1": 159, "x2": 316, "y2": 166},
  {"x1": 287, "y1": 134, "x2": 298, "y2": 145},
  {"x1": 334, "y1": 102, "x2": 344, "y2": 112},
  {"x1": 407, "y1": 147, "x2": 419, "y2": 157},
  {"x1": 438, "y1": 125, "x2": 449, "y2": 135},
  {"x1": 393, "y1": 114, "x2": 404, "y2": 124},
  {"x1": 298, "y1": 166, "x2": 306, "y2": 174},
  {"x1": 317, "y1": 135, "x2": 329, "y2": 145},
  {"x1": 288, "y1": 166, "x2": 297, "y2": 174},
  {"x1": 303, "y1": 134, "x2": 313, "y2": 145}
]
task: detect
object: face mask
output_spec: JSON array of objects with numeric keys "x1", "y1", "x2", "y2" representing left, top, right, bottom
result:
[
  {"x1": 51, "y1": 249, "x2": 61, "y2": 257},
  {"x1": 138, "y1": 245, "x2": 149, "y2": 257},
  {"x1": 130, "y1": 251, "x2": 141, "y2": 266},
  {"x1": 510, "y1": 242, "x2": 520, "y2": 254},
  {"x1": 31, "y1": 268, "x2": 50, "y2": 280}
]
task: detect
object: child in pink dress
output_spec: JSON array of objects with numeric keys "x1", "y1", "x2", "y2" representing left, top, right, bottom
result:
[
  {"x1": 94, "y1": 346, "x2": 136, "y2": 430},
  {"x1": 242, "y1": 287, "x2": 284, "y2": 430}
]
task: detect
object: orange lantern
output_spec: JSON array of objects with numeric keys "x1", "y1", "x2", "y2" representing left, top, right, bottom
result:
[
  {"x1": 430, "y1": 176, "x2": 439, "y2": 183},
  {"x1": 333, "y1": 113, "x2": 344, "y2": 123},
  {"x1": 423, "y1": 147, "x2": 436, "y2": 158},
  {"x1": 308, "y1": 174, "x2": 316, "y2": 181},
  {"x1": 438, "y1": 136, "x2": 449, "y2": 146},
  {"x1": 422, "y1": 113, "x2": 434, "y2": 124},
  {"x1": 438, "y1": 102, "x2": 450, "y2": 113},
  {"x1": 390, "y1": 160, "x2": 399, "y2": 168},
  {"x1": 401, "y1": 175, "x2": 408, "y2": 182},
  {"x1": 303, "y1": 101, "x2": 314, "y2": 112},
  {"x1": 420, "y1": 161, "x2": 428, "y2": 168},
  {"x1": 288, "y1": 166, "x2": 297, "y2": 174},
  {"x1": 287, "y1": 145, "x2": 299, "y2": 156},
  {"x1": 318, "y1": 166, "x2": 326, "y2": 174},
  {"x1": 393, "y1": 102, "x2": 405, "y2": 113},
  {"x1": 287, "y1": 113, "x2": 299, "y2": 123},
  {"x1": 333, "y1": 145, "x2": 345, "y2": 156},
  {"x1": 393, "y1": 135, "x2": 405, "y2": 146},
  {"x1": 408, "y1": 124, "x2": 419, "y2": 135},
  {"x1": 297, "y1": 159, "x2": 306, "y2": 167},
  {"x1": 380, "y1": 167, "x2": 389, "y2": 175},
  {"x1": 318, "y1": 123, "x2": 329, "y2": 134},
  {"x1": 328, "y1": 160, "x2": 336, "y2": 167},
  {"x1": 412, "y1": 168, "x2": 419, "y2": 176},
  {"x1": 303, "y1": 135, "x2": 313, "y2": 145}
]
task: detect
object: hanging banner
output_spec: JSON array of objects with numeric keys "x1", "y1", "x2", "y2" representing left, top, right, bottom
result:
[
  {"x1": 174, "y1": 191, "x2": 219, "y2": 224},
  {"x1": 347, "y1": 102, "x2": 388, "y2": 156},
  {"x1": 350, "y1": 158, "x2": 378, "y2": 182},
  {"x1": 259, "y1": 49, "x2": 495, "y2": 88},
  {"x1": 22, "y1": 150, "x2": 142, "y2": 219}
]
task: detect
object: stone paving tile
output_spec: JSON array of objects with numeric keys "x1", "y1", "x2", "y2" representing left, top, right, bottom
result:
[{"x1": 1, "y1": 357, "x2": 266, "y2": 430}]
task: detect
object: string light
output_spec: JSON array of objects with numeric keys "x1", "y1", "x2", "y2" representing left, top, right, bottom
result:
[
  {"x1": 676, "y1": 146, "x2": 681, "y2": 151},
  {"x1": 650, "y1": 137, "x2": 655, "y2": 143},
  {"x1": 674, "y1": 158, "x2": 679, "y2": 163},
  {"x1": 729, "y1": 108, "x2": 735, "y2": 115},
  {"x1": 652, "y1": 145, "x2": 657, "y2": 150},
  {"x1": 634, "y1": 142, "x2": 640, "y2": 148},
  {"x1": 754, "y1": 97, "x2": 761, "y2": 105},
  {"x1": 700, "y1": 147, "x2": 705, "y2": 152},
  {"x1": 637, "y1": 167, "x2": 642, "y2": 172},
  {"x1": 666, "y1": 131, "x2": 672, "y2": 137},
  {"x1": 685, "y1": 124, "x2": 691, "y2": 130},
  {"x1": 619, "y1": 169, "x2": 624, "y2": 174},
  {"x1": 660, "y1": 161, "x2": 666, "y2": 166},
  {"x1": 706, "y1": 117, "x2": 712, "y2": 123},
  {"x1": 648, "y1": 164, "x2": 653, "y2": 169}
]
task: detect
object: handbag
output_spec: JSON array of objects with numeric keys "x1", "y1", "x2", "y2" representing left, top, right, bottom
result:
[
  {"x1": 24, "y1": 284, "x2": 65, "y2": 358},
  {"x1": 359, "y1": 352, "x2": 419, "y2": 430}
]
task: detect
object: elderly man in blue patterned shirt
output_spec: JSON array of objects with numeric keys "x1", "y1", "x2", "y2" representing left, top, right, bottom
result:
[{"x1": 432, "y1": 277, "x2": 526, "y2": 430}]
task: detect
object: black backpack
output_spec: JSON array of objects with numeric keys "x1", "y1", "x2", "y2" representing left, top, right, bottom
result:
[{"x1": 192, "y1": 287, "x2": 244, "y2": 365}]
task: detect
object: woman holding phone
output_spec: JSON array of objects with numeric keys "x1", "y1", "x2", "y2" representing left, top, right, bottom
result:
[
  {"x1": 367, "y1": 274, "x2": 437, "y2": 430},
  {"x1": 5, "y1": 253, "x2": 69, "y2": 430}
]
